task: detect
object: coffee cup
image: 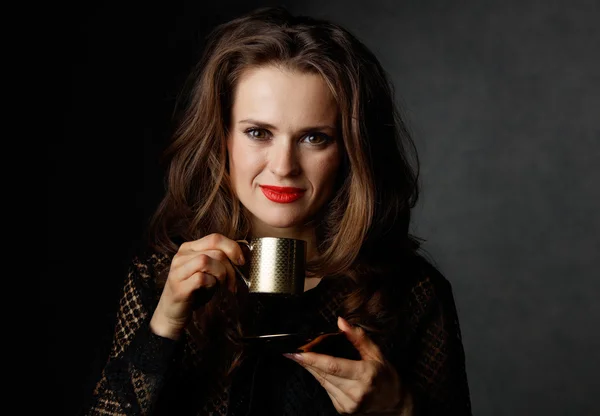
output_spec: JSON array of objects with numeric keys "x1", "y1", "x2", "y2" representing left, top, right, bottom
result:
[{"x1": 233, "y1": 237, "x2": 307, "y2": 296}]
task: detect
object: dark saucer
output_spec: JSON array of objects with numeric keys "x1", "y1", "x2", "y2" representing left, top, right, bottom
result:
[{"x1": 240, "y1": 331, "x2": 345, "y2": 353}]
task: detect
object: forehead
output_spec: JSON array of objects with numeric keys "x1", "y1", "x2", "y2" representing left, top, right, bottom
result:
[{"x1": 231, "y1": 65, "x2": 338, "y2": 126}]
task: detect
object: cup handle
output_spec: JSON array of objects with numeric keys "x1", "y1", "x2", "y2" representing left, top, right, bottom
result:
[
  {"x1": 236, "y1": 239, "x2": 253, "y2": 250},
  {"x1": 232, "y1": 240, "x2": 252, "y2": 288}
]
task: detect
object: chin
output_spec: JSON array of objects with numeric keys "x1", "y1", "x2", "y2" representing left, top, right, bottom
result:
[
  {"x1": 251, "y1": 205, "x2": 313, "y2": 230},
  {"x1": 257, "y1": 215, "x2": 306, "y2": 229}
]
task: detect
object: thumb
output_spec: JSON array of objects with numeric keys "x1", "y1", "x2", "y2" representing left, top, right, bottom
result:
[{"x1": 337, "y1": 316, "x2": 382, "y2": 362}]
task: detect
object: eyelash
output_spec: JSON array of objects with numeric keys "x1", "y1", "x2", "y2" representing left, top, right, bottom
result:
[{"x1": 244, "y1": 128, "x2": 333, "y2": 146}]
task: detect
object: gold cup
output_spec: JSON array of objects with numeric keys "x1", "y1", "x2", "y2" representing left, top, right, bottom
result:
[{"x1": 234, "y1": 237, "x2": 307, "y2": 295}]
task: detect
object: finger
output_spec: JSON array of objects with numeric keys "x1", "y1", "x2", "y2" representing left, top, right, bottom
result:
[
  {"x1": 171, "y1": 249, "x2": 198, "y2": 268},
  {"x1": 201, "y1": 249, "x2": 238, "y2": 291},
  {"x1": 303, "y1": 366, "x2": 361, "y2": 415},
  {"x1": 173, "y1": 253, "x2": 228, "y2": 284},
  {"x1": 171, "y1": 250, "x2": 236, "y2": 292},
  {"x1": 172, "y1": 249, "x2": 237, "y2": 291},
  {"x1": 284, "y1": 352, "x2": 363, "y2": 380},
  {"x1": 338, "y1": 316, "x2": 383, "y2": 362},
  {"x1": 165, "y1": 270, "x2": 217, "y2": 304},
  {"x1": 180, "y1": 271, "x2": 217, "y2": 296},
  {"x1": 285, "y1": 353, "x2": 377, "y2": 400},
  {"x1": 290, "y1": 359, "x2": 358, "y2": 392},
  {"x1": 185, "y1": 234, "x2": 246, "y2": 266}
]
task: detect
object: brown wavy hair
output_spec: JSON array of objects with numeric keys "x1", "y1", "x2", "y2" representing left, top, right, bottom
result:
[{"x1": 145, "y1": 6, "x2": 421, "y2": 386}]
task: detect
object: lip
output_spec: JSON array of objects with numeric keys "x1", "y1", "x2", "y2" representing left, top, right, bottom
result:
[{"x1": 260, "y1": 185, "x2": 306, "y2": 203}]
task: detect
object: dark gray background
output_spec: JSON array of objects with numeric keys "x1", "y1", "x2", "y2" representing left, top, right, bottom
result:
[{"x1": 44, "y1": 0, "x2": 599, "y2": 414}]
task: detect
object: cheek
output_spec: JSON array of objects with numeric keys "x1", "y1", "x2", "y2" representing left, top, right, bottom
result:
[
  {"x1": 312, "y1": 150, "x2": 342, "y2": 188},
  {"x1": 229, "y1": 138, "x2": 263, "y2": 182},
  {"x1": 228, "y1": 138, "x2": 246, "y2": 173}
]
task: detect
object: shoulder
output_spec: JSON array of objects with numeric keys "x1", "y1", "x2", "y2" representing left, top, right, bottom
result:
[
  {"x1": 385, "y1": 254, "x2": 459, "y2": 325},
  {"x1": 408, "y1": 255, "x2": 455, "y2": 305}
]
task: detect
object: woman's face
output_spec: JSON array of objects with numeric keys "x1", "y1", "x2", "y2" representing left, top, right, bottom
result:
[{"x1": 227, "y1": 65, "x2": 341, "y2": 232}]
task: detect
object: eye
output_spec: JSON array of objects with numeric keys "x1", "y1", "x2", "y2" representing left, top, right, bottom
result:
[
  {"x1": 302, "y1": 133, "x2": 333, "y2": 146},
  {"x1": 244, "y1": 128, "x2": 270, "y2": 140}
]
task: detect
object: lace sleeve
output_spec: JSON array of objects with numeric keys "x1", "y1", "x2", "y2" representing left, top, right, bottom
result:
[
  {"x1": 82, "y1": 254, "x2": 180, "y2": 416},
  {"x1": 403, "y1": 272, "x2": 472, "y2": 415}
]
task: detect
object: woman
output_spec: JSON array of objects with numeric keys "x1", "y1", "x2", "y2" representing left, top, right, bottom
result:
[{"x1": 83, "y1": 6, "x2": 471, "y2": 416}]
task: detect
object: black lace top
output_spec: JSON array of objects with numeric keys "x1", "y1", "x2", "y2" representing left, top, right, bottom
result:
[{"x1": 81, "y1": 251, "x2": 472, "y2": 415}]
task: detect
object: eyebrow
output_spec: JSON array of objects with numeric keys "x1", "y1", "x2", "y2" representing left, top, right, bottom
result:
[{"x1": 238, "y1": 118, "x2": 336, "y2": 132}]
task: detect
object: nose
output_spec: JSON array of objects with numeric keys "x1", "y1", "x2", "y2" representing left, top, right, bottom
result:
[{"x1": 268, "y1": 139, "x2": 301, "y2": 177}]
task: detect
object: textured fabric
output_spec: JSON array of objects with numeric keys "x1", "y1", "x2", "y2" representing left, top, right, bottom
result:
[{"x1": 82, "y1": 251, "x2": 472, "y2": 415}]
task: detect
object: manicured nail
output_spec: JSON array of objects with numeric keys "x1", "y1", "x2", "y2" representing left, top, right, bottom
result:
[{"x1": 283, "y1": 353, "x2": 303, "y2": 362}]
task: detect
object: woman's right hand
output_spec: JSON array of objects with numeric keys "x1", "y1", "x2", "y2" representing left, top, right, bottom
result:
[{"x1": 150, "y1": 233, "x2": 245, "y2": 340}]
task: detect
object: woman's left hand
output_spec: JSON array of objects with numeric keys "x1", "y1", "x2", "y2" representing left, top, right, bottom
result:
[{"x1": 284, "y1": 316, "x2": 405, "y2": 415}]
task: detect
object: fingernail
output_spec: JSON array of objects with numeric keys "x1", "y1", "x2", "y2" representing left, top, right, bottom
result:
[
  {"x1": 238, "y1": 255, "x2": 245, "y2": 265},
  {"x1": 338, "y1": 316, "x2": 350, "y2": 329},
  {"x1": 282, "y1": 353, "x2": 303, "y2": 362}
]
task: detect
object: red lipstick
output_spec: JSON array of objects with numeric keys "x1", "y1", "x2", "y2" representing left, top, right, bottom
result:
[{"x1": 260, "y1": 185, "x2": 306, "y2": 203}]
